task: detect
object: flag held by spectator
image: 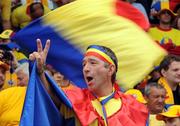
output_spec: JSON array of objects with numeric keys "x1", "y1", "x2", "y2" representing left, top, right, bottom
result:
[
  {"x1": 12, "y1": 0, "x2": 166, "y2": 90},
  {"x1": 20, "y1": 62, "x2": 73, "y2": 126}
]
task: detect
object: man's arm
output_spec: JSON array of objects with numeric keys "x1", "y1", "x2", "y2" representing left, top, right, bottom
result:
[
  {"x1": 1, "y1": 0, "x2": 11, "y2": 30},
  {"x1": 29, "y1": 39, "x2": 61, "y2": 107}
]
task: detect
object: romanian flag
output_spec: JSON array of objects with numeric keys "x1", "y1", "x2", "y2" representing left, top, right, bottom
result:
[
  {"x1": 20, "y1": 62, "x2": 73, "y2": 126},
  {"x1": 12, "y1": 0, "x2": 166, "y2": 90}
]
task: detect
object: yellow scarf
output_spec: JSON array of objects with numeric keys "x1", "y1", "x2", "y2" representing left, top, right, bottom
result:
[{"x1": 158, "y1": 77, "x2": 174, "y2": 104}]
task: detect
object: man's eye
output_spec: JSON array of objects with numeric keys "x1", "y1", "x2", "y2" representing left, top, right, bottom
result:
[
  {"x1": 91, "y1": 62, "x2": 96, "y2": 64},
  {"x1": 82, "y1": 63, "x2": 85, "y2": 67}
]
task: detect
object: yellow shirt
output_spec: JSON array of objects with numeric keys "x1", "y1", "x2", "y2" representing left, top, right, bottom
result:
[
  {"x1": 149, "y1": 114, "x2": 165, "y2": 126},
  {"x1": 11, "y1": 4, "x2": 51, "y2": 29},
  {"x1": 148, "y1": 27, "x2": 180, "y2": 45},
  {"x1": 2, "y1": 71, "x2": 17, "y2": 90},
  {"x1": 0, "y1": 87, "x2": 26, "y2": 126},
  {"x1": 0, "y1": 0, "x2": 11, "y2": 21},
  {"x1": 13, "y1": 50, "x2": 28, "y2": 62}
]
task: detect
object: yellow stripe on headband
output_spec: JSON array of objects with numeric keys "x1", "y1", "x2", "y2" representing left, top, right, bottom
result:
[{"x1": 86, "y1": 48, "x2": 115, "y2": 65}]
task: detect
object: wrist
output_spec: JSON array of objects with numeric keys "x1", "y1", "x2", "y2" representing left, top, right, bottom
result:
[{"x1": 37, "y1": 64, "x2": 46, "y2": 75}]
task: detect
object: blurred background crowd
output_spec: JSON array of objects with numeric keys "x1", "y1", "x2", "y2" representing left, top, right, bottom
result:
[{"x1": 0, "y1": 0, "x2": 180, "y2": 126}]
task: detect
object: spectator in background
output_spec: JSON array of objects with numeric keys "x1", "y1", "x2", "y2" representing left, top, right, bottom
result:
[
  {"x1": 0, "y1": 60, "x2": 9, "y2": 91},
  {"x1": 0, "y1": 29, "x2": 29, "y2": 73},
  {"x1": 0, "y1": 45, "x2": 28, "y2": 125},
  {"x1": 0, "y1": 48, "x2": 18, "y2": 90},
  {"x1": 173, "y1": 4, "x2": 180, "y2": 16},
  {"x1": 15, "y1": 63, "x2": 29, "y2": 87},
  {"x1": 0, "y1": 0, "x2": 11, "y2": 31},
  {"x1": 11, "y1": 2, "x2": 51, "y2": 30},
  {"x1": 0, "y1": 84, "x2": 27, "y2": 126},
  {"x1": 173, "y1": 16, "x2": 180, "y2": 30},
  {"x1": 144, "y1": 82, "x2": 167, "y2": 126},
  {"x1": 158, "y1": 55, "x2": 180, "y2": 105},
  {"x1": 29, "y1": 2, "x2": 45, "y2": 20},
  {"x1": 156, "y1": 105, "x2": 180, "y2": 126},
  {"x1": 148, "y1": 7, "x2": 180, "y2": 46},
  {"x1": 45, "y1": 64, "x2": 75, "y2": 90}
]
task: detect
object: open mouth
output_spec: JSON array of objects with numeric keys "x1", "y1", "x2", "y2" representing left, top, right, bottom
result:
[{"x1": 86, "y1": 77, "x2": 93, "y2": 82}]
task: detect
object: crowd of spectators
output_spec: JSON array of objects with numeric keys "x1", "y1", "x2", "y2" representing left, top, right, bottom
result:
[{"x1": 0, "y1": 0, "x2": 179, "y2": 126}]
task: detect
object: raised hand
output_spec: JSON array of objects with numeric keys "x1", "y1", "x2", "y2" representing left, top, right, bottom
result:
[{"x1": 29, "y1": 39, "x2": 50, "y2": 74}]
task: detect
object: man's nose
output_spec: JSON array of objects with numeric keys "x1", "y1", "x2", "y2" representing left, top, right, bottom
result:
[
  {"x1": 177, "y1": 70, "x2": 180, "y2": 75},
  {"x1": 83, "y1": 64, "x2": 90, "y2": 72},
  {"x1": 157, "y1": 96, "x2": 165, "y2": 103}
]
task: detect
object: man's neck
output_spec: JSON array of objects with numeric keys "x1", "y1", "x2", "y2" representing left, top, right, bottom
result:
[
  {"x1": 165, "y1": 79, "x2": 178, "y2": 91},
  {"x1": 159, "y1": 23, "x2": 171, "y2": 30},
  {"x1": 94, "y1": 84, "x2": 113, "y2": 97},
  {"x1": 149, "y1": 108, "x2": 162, "y2": 115}
]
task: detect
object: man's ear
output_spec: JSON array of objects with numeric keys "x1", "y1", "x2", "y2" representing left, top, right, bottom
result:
[
  {"x1": 108, "y1": 64, "x2": 116, "y2": 76},
  {"x1": 161, "y1": 69, "x2": 166, "y2": 77}
]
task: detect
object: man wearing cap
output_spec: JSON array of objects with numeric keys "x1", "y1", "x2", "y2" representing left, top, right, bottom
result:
[
  {"x1": 0, "y1": 60, "x2": 9, "y2": 91},
  {"x1": 148, "y1": 5, "x2": 180, "y2": 46},
  {"x1": 156, "y1": 105, "x2": 180, "y2": 126},
  {"x1": 29, "y1": 39, "x2": 148, "y2": 126},
  {"x1": 0, "y1": 29, "x2": 29, "y2": 75}
]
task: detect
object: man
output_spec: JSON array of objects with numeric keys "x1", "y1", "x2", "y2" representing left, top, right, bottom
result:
[
  {"x1": 144, "y1": 82, "x2": 167, "y2": 126},
  {"x1": 0, "y1": 51, "x2": 28, "y2": 126},
  {"x1": 15, "y1": 63, "x2": 29, "y2": 87},
  {"x1": 148, "y1": 8, "x2": 180, "y2": 45},
  {"x1": 0, "y1": 81, "x2": 27, "y2": 126},
  {"x1": 29, "y1": 2, "x2": 45, "y2": 20},
  {"x1": 11, "y1": 2, "x2": 51, "y2": 30},
  {"x1": 0, "y1": 61, "x2": 9, "y2": 91},
  {"x1": 156, "y1": 105, "x2": 180, "y2": 126},
  {"x1": 29, "y1": 39, "x2": 148, "y2": 126},
  {"x1": 158, "y1": 55, "x2": 180, "y2": 105}
]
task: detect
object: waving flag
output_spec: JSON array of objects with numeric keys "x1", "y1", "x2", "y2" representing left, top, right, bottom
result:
[
  {"x1": 20, "y1": 62, "x2": 73, "y2": 126},
  {"x1": 12, "y1": 0, "x2": 166, "y2": 90}
]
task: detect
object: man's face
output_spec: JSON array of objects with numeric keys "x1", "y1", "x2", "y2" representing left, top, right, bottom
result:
[
  {"x1": 53, "y1": 72, "x2": 64, "y2": 87},
  {"x1": 159, "y1": 11, "x2": 172, "y2": 24},
  {"x1": 162, "y1": 61, "x2": 180, "y2": 85},
  {"x1": 146, "y1": 87, "x2": 166, "y2": 114},
  {"x1": 17, "y1": 70, "x2": 29, "y2": 86},
  {"x1": 83, "y1": 56, "x2": 111, "y2": 93},
  {"x1": 31, "y1": 4, "x2": 44, "y2": 20},
  {"x1": 165, "y1": 117, "x2": 180, "y2": 126},
  {"x1": 0, "y1": 67, "x2": 6, "y2": 87}
]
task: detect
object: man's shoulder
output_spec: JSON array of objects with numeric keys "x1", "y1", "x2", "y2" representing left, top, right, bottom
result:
[{"x1": 0, "y1": 86, "x2": 26, "y2": 97}]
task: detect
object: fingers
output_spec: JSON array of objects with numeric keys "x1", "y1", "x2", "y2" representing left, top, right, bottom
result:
[
  {"x1": 29, "y1": 39, "x2": 50, "y2": 64},
  {"x1": 29, "y1": 52, "x2": 40, "y2": 61},
  {"x1": 37, "y1": 39, "x2": 43, "y2": 53},
  {"x1": 43, "y1": 39, "x2": 50, "y2": 59}
]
